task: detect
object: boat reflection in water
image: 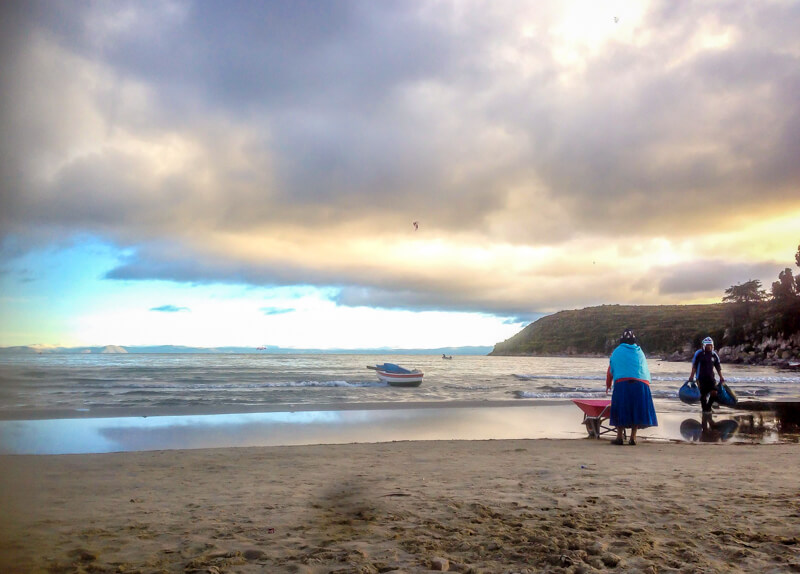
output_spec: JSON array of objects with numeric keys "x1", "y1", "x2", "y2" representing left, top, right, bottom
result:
[{"x1": 680, "y1": 414, "x2": 739, "y2": 443}]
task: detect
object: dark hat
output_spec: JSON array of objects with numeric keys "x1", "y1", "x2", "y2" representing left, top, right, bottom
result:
[{"x1": 620, "y1": 328, "x2": 637, "y2": 345}]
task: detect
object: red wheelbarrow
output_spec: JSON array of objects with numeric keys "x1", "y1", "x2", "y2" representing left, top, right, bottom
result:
[{"x1": 571, "y1": 399, "x2": 624, "y2": 439}]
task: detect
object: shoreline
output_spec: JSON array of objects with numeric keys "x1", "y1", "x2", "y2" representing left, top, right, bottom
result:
[
  {"x1": 2, "y1": 439, "x2": 799, "y2": 573},
  {"x1": 4, "y1": 396, "x2": 799, "y2": 422},
  {"x1": 0, "y1": 398, "x2": 559, "y2": 422},
  {"x1": 2, "y1": 400, "x2": 798, "y2": 456}
]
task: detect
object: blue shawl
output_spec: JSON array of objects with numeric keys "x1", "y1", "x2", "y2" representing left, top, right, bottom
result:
[{"x1": 608, "y1": 343, "x2": 651, "y2": 386}]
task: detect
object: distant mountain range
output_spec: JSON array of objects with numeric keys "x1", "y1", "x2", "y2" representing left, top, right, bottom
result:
[{"x1": 0, "y1": 344, "x2": 494, "y2": 355}]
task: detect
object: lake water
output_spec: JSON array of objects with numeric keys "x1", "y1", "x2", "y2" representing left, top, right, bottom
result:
[
  {"x1": 1, "y1": 353, "x2": 798, "y2": 453},
  {"x1": 2, "y1": 353, "x2": 797, "y2": 416}
]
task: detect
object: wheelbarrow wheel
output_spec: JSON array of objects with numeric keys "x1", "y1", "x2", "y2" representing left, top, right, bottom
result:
[{"x1": 585, "y1": 419, "x2": 599, "y2": 438}]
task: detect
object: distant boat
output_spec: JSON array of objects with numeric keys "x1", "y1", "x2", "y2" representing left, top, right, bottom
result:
[
  {"x1": 367, "y1": 363, "x2": 424, "y2": 387},
  {"x1": 441, "y1": 354, "x2": 453, "y2": 360}
]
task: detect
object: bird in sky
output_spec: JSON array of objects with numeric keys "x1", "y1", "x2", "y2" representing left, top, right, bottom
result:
[{"x1": 413, "y1": 221, "x2": 419, "y2": 231}]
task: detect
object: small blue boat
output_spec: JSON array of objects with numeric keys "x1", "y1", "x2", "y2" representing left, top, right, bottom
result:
[{"x1": 367, "y1": 363, "x2": 424, "y2": 387}]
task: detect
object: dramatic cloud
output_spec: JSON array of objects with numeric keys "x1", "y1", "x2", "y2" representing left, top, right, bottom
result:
[
  {"x1": 653, "y1": 260, "x2": 782, "y2": 296},
  {"x1": 2, "y1": 0, "x2": 799, "y2": 320}
]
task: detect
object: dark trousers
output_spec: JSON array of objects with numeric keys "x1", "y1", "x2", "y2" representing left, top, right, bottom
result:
[{"x1": 699, "y1": 379, "x2": 717, "y2": 412}]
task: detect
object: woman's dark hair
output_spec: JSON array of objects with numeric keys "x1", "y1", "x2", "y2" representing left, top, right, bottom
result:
[{"x1": 620, "y1": 328, "x2": 637, "y2": 345}]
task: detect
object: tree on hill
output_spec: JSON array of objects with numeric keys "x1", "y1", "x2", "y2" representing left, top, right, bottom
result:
[
  {"x1": 724, "y1": 243, "x2": 800, "y2": 340},
  {"x1": 722, "y1": 279, "x2": 767, "y2": 344},
  {"x1": 769, "y1": 243, "x2": 800, "y2": 335},
  {"x1": 772, "y1": 267, "x2": 799, "y2": 301},
  {"x1": 492, "y1": 242, "x2": 800, "y2": 358},
  {"x1": 723, "y1": 279, "x2": 767, "y2": 304}
]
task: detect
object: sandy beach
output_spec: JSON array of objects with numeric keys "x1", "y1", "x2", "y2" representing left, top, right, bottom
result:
[{"x1": 1, "y1": 439, "x2": 799, "y2": 574}]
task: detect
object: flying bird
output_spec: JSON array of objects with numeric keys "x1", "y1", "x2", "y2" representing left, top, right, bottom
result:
[
  {"x1": 413, "y1": 221, "x2": 419, "y2": 231},
  {"x1": 614, "y1": 16, "x2": 619, "y2": 23}
]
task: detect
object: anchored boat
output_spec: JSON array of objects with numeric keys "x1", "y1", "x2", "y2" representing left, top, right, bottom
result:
[{"x1": 368, "y1": 363, "x2": 424, "y2": 387}]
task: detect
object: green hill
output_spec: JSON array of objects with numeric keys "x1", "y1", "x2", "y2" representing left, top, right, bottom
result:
[{"x1": 490, "y1": 304, "x2": 729, "y2": 357}]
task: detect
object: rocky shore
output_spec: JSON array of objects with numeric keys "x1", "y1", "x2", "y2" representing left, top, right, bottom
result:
[{"x1": 664, "y1": 332, "x2": 800, "y2": 369}]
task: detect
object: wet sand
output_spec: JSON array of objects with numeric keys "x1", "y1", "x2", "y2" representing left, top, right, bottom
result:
[
  {"x1": 4, "y1": 403, "x2": 792, "y2": 456},
  {"x1": 1, "y1": 439, "x2": 799, "y2": 573},
  {"x1": 0, "y1": 400, "x2": 549, "y2": 421}
]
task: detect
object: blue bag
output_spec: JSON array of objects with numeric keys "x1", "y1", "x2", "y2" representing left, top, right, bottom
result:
[
  {"x1": 716, "y1": 382, "x2": 738, "y2": 407},
  {"x1": 679, "y1": 380, "x2": 701, "y2": 404}
]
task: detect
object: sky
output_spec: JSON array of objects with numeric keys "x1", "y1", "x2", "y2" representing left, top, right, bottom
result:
[{"x1": 1, "y1": 0, "x2": 799, "y2": 349}]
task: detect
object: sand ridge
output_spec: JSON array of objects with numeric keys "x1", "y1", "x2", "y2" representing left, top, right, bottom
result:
[{"x1": 1, "y1": 439, "x2": 799, "y2": 573}]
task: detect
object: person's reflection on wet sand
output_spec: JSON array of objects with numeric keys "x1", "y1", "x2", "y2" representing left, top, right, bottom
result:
[{"x1": 680, "y1": 413, "x2": 739, "y2": 443}]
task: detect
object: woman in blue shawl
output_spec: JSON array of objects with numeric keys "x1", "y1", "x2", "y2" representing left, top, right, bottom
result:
[{"x1": 605, "y1": 329, "x2": 658, "y2": 445}]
